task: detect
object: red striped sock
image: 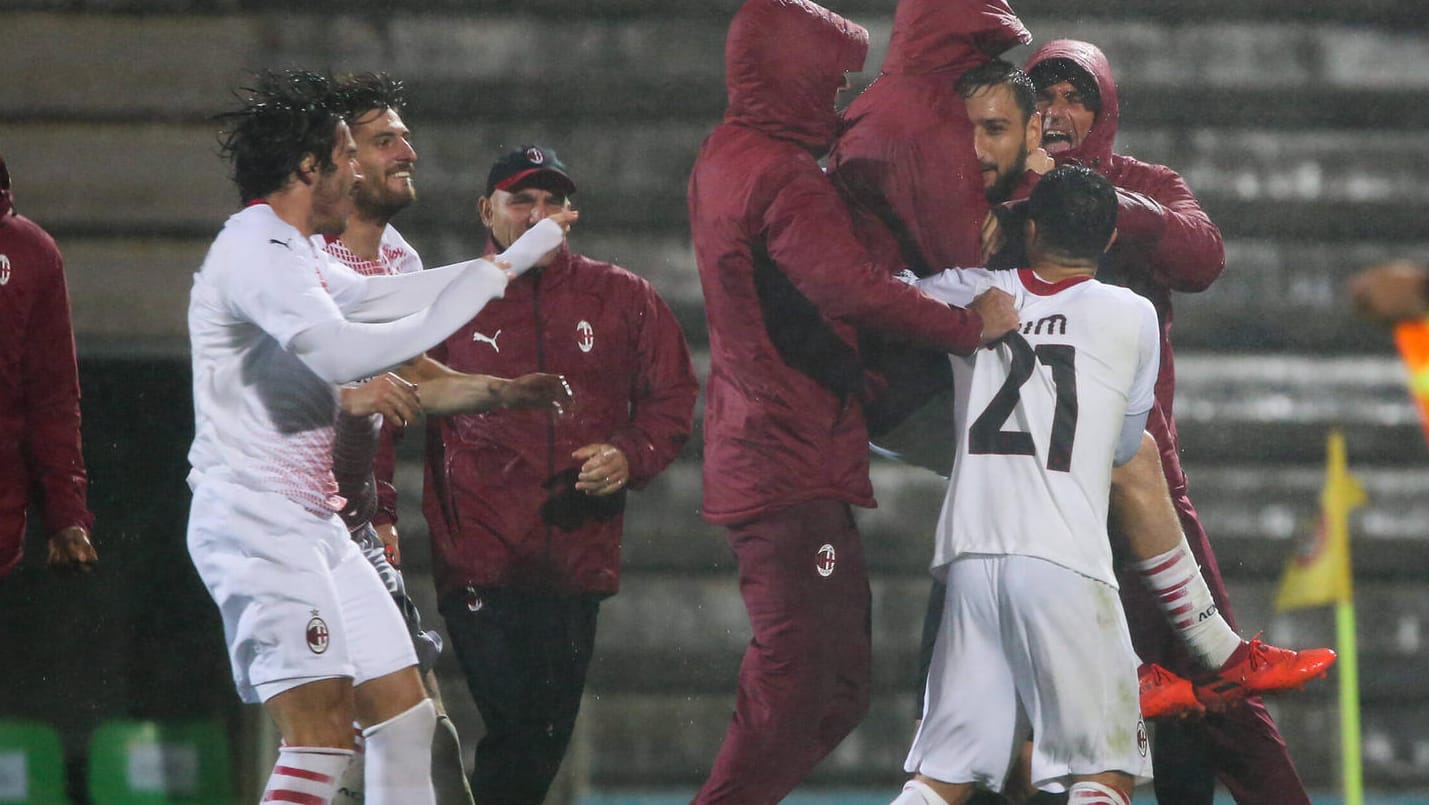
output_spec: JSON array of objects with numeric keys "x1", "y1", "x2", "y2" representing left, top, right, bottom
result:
[
  {"x1": 262, "y1": 746, "x2": 353, "y2": 804},
  {"x1": 1132, "y1": 537, "x2": 1242, "y2": 669},
  {"x1": 1069, "y1": 780, "x2": 1131, "y2": 805}
]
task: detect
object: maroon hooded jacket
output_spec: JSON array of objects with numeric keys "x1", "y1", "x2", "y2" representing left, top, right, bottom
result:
[
  {"x1": 688, "y1": 0, "x2": 987, "y2": 525},
  {"x1": 422, "y1": 242, "x2": 697, "y2": 600},
  {"x1": 0, "y1": 155, "x2": 93, "y2": 576},
  {"x1": 1024, "y1": 40, "x2": 1227, "y2": 495},
  {"x1": 828, "y1": 0, "x2": 1030, "y2": 275}
]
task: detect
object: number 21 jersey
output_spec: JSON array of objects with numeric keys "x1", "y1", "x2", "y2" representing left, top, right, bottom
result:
[{"x1": 918, "y1": 267, "x2": 1160, "y2": 587}]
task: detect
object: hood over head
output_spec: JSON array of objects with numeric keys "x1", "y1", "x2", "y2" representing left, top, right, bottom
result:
[
  {"x1": 1025, "y1": 39, "x2": 1119, "y2": 168},
  {"x1": 724, "y1": 0, "x2": 870, "y2": 154},
  {"x1": 882, "y1": 0, "x2": 1030, "y2": 76}
]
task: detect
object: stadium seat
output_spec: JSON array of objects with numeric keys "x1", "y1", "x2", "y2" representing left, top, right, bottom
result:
[
  {"x1": 0, "y1": 720, "x2": 66, "y2": 804},
  {"x1": 86, "y1": 720, "x2": 233, "y2": 804}
]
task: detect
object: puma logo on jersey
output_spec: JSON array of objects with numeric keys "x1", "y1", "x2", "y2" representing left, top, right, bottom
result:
[
  {"x1": 472, "y1": 329, "x2": 502, "y2": 352},
  {"x1": 268, "y1": 238, "x2": 291, "y2": 250}
]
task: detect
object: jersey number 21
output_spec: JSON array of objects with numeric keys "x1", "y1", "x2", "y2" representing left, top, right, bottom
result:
[{"x1": 968, "y1": 333, "x2": 1078, "y2": 472}]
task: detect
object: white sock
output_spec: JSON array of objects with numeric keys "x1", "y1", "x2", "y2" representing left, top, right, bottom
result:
[
  {"x1": 362, "y1": 698, "x2": 437, "y2": 805},
  {"x1": 262, "y1": 745, "x2": 353, "y2": 805},
  {"x1": 1133, "y1": 537, "x2": 1243, "y2": 668},
  {"x1": 891, "y1": 779, "x2": 951, "y2": 805},
  {"x1": 1069, "y1": 780, "x2": 1132, "y2": 805},
  {"x1": 331, "y1": 725, "x2": 366, "y2": 805}
]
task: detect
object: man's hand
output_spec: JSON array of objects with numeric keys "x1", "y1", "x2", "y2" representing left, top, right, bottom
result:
[
  {"x1": 970, "y1": 287, "x2": 1019, "y2": 344},
  {"x1": 573, "y1": 443, "x2": 628, "y2": 496},
  {"x1": 1026, "y1": 147, "x2": 1054, "y2": 176},
  {"x1": 340, "y1": 372, "x2": 422, "y2": 428},
  {"x1": 375, "y1": 522, "x2": 401, "y2": 569},
  {"x1": 498, "y1": 373, "x2": 575, "y2": 415},
  {"x1": 48, "y1": 526, "x2": 97, "y2": 574},
  {"x1": 1349, "y1": 260, "x2": 1429, "y2": 326}
]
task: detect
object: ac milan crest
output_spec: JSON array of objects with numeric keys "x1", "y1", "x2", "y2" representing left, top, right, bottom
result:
[
  {"x1": 0, "y1": 255, "x2": 10, "y2": 286},
  {"x1": 577, "y1": 320, "x2": 595, "y2": 353},
  {"x1": 816, "y1": 543, "x2": 836, "y2": 577},
  {"x1": 306, "y1": 614, "x2": 330, "y2": 654},
  {"x1": 1136, "y1": 718, "x2": 1149, "y2": 756},
  {"x1": 526, "y1": 147, "x2": 546, "y2": 165}
]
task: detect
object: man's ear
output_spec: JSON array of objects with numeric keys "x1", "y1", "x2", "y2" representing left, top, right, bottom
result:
[
  {"x1": 296, "y1": 153, "x2": 319, "y2": 186},
  {"x1": 1104, "y1": 227, "x2": 1119, "y2": 254},
  {"x1": 1025, "y1": 109, "x2": 1043, "y2": 151},
  {"x1": 1024, "y1": 219, "x2": 1038, "y2": 251},
  {"x1": 477, "y1": 195, "x2": 495, "y2": 228}
]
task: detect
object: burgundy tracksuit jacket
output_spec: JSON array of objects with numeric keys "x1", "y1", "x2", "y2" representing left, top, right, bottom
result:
[
  {"x1": 0, "y1": 176, "x2": 92, "y2": 577},
  {"x1": 687, "y1": 1, "x2": 988, "y2": 800}
]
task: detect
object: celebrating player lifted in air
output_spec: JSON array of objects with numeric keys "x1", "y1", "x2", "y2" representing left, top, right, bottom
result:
[{"x1": 184, "y1": 70, "x2": 571, "y2": 805}]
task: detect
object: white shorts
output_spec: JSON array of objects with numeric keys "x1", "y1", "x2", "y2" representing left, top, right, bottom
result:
[
  {"x1": 186, "y1": 479, "x2": 417, "y2": 704},
  {"x1": 907, "y1": 554, "x2": 1152, "y2": 793}
]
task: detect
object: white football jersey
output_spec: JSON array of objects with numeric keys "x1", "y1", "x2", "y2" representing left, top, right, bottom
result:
[
  {"x1": 316, "y1": 224, "x2": 423, "y2": 278},
  {"x1": 187, "y1": 204, "x2": 369, "y2": 514},
  {"x1": 918, "y1": 267, "x2": 1160, "y2": 587}
]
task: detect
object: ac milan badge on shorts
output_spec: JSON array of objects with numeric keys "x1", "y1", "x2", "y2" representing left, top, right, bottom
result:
[
  {"x1": 577, "y1": 320, "x2": 595, "y2": 353},
  {"x1": 466, "y1": 587, "x2": 484, "y2": 613},
  {"x1": 0, "y1": 255, "x2": 10, "y2": 286},
  {"x1": 1136, "y1": 718, "x2": 1149, "y2": 756},
  {"x1": 816, "y1": 543, "x2": 836, "y2": 577},
  {"x1": 306, "y1": 614, "x2": 330, "y2": 655},
  {"x1": 526, "y1": 146, "x2": 545, "y2": 165}
]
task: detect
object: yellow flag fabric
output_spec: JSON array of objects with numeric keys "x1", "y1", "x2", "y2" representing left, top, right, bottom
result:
[{"x1": 1275, "y1": 429, "x2": 1367, "y2": 612}]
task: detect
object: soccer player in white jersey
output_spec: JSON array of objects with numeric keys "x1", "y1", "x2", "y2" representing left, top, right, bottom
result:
[
  {"x1": 318, "y1": 73, "x2": 572, "y2": 805},
  {"x1": 892, "y1": 166, "x2": 1156, "y2": 805},
  {"x1": 185, "y1": 70, "x2": 572, "y2": 805}
]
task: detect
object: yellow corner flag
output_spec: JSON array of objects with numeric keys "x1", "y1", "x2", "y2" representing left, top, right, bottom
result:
[{"x1": 1275, "y1": 429, "x2": 1367, "y2": 612}]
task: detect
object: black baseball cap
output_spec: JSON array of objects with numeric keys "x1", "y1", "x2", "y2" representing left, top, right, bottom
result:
[{"x1": 485, "y1": 145, "x2": 577, "y2": 197}]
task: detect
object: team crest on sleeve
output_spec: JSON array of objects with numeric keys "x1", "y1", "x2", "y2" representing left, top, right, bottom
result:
[
  {"x1": 816, "y1": 543, "x2": 837, "y2": 577},
  {"x1": 577, "y1": 320, "x2": 595, "y2": 353},
  {"x1": 1136, "y1": 718, "x2": 1149, "y2": 756},
  {"x1": 306, "y1": 610, "x2": 330, "y2": 654},
  {"x1": 0, "y1": 254, "x2": 10, "y2": 286}
]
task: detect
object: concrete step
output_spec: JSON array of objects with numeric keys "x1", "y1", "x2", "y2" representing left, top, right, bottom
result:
[
  {"x1": 6, "y1": 0, "x2": 1428, "y2": 27},
  {"x1": 5, "y1": 12, "x2": 1429, "y2": 123}
]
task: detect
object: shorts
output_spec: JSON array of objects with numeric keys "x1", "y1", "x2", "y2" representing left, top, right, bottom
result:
[
  {"x1": 907, "y1": 554, "x2": 1152, "y2": 793},
  {"x1": 186, "y1": 479, "x2": 417, "y2": 704}
]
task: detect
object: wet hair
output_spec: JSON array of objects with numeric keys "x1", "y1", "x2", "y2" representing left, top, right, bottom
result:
[
  {"x1": 335, "y1": 72, "x2": 407, "y2": 126},
  {"x1": 1026, "y1": 165, "x2": 1117, "y2": 261},
  {"x1": 955, "y1": 59, "x2": 1037, "y2": 124},
  {"x1": 1027, "y1": 57, "x2": 1102, "y2": 115},
  {"x1": 215, "y1": 70, "x2": 344, "y2": 204}
]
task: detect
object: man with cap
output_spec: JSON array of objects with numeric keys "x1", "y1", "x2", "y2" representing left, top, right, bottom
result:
[
  {"x1": 423, "y1": 145, "x2": 699, "y2": 805},
  {"x1": 0, "y1": 150, "x2": 100, "y2": 580}
]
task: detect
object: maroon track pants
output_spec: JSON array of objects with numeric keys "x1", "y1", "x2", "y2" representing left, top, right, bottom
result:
[{"x1": 694, "y1": 499, "x2": 872, "y2": 804}]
